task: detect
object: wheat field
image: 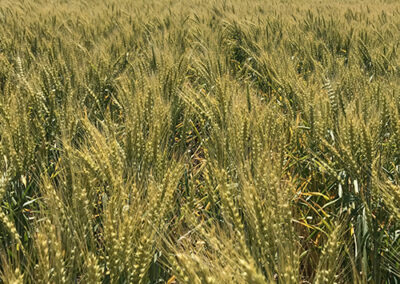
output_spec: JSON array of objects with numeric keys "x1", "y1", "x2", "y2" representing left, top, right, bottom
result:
[{"x1": 1, "y1": 0, "x2": 400, "y2": 283}]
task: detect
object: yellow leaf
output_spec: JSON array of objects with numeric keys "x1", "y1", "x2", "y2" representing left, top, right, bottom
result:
[
  {"x1": 21, "y1": 175, "x2": 27, "y2": 187},
  {"x1": 167, "y1": 275, "x2": 176, "y2": 284}
]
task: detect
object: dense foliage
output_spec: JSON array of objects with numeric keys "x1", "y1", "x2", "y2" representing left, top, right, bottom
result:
[{"x1": 1, "y1": 0, "x2": 400, "y2": 282}]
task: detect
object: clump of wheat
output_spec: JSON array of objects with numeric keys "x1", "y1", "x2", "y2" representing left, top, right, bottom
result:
[{"x1": 1, "y1": 0, "x2": 400, "y2": 282}]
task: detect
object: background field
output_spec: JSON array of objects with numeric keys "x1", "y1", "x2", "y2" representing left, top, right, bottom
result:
[{"x1": 1, "y1": 0, "x2": 400, "y2": 283}]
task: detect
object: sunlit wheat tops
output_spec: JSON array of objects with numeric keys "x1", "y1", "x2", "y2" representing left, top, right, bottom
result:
[{"x1": 1, "y1": 0, "x2": 400, "y2": 282}]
